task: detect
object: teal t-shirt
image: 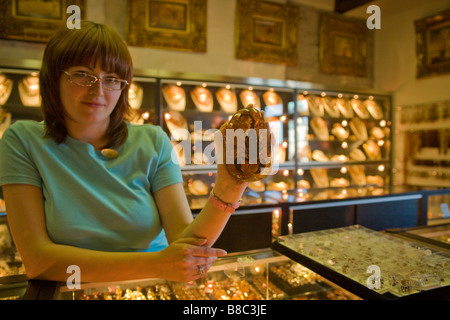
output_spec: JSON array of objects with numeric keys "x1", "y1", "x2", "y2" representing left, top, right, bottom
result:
[{"x1": 0, "y1": 120, "x2": 183, "y2": 252}]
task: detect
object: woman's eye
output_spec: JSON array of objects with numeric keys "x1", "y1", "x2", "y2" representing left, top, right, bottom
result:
[
  {"x1": 75, "y1": 72, "x2": 92, "y2": 79},
  {"x1": 104, "y1": 78, "x2": 119, "y2": 84}
]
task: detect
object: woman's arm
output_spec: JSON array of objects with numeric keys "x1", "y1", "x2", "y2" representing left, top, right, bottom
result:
[
  {"x1": 155, "y1": 162, "x2": 248, "y2": 247},
  {"x1": 3, "y1": 184, "x2": 225, "y2": 283}
]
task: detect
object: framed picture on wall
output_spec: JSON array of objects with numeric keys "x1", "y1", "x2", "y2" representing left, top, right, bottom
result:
[
  {"x1": 235, "y1": 0, "x2": 299, "y2": 66},
  {"x1": 127, "y1": 0, "x2": 207, "y2": 52},
  {"x1": 319, "y1": 13, "x2": 368, "y2": 77},
  {"x1": 0, "y1": 0, "x2": 85, "y2": 43},
  {"x1": 415, "y1": 9, "x2": 450, "y2": 78}
]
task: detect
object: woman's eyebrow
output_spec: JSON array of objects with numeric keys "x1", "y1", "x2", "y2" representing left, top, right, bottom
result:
[{"x1": 70, "y1": 66, "x2": 119, "y2": 77}]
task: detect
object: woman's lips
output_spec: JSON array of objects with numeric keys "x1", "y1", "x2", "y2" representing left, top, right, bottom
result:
[{"x1": 82, "y1": 101, "x2": 105, "y2": 108}]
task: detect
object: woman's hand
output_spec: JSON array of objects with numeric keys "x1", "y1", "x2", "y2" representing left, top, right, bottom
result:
[{"x1": 153, "y1": 237, "x2": 227, "y2": 282}]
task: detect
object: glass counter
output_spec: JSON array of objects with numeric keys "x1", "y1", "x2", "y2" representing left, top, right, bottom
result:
[{"x1": 55, "y1": 250, "x2": 359, "y2": 301}]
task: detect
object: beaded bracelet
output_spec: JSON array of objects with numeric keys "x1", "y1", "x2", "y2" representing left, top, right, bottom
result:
[{"x1": 209, "y1": 189, "x2": 241, "y2": 214}]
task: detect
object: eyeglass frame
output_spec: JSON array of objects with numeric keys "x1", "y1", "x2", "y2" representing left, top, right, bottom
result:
[{"x1": 62, "y1": 70, "x2": 129, "y2": 91}]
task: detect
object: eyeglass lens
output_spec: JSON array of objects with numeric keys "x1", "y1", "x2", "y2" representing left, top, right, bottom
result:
[{"x1": 68, "y1": 72, "x2": 126, "y2": 90}]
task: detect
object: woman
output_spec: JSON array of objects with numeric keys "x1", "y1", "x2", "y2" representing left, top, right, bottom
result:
[{"x1": 0, "y1": 21, "x2": 247, "y2": 283}]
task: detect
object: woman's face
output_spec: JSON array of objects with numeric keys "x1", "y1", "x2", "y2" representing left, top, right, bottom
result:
[{"x1": 59, "y1": 64, "x2": 122, "y2": 130}]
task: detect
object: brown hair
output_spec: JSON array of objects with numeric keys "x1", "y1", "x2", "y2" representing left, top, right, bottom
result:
[{"x1": 39, "y1": 20, "x2": 133, "y2": 149}]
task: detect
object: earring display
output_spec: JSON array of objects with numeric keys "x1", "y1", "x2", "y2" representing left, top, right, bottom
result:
[
  {"x1": 19, "y1": 74, "x2": 41, "y2": 107},
  {"x1": 0, "y1": 73, "x2": 13, "y2": 106},
  {"x1": 191, "y1": 86, "x2": 213, "y2": 112},
  {"x1": 162, "y1": 84, "x2": 186, "y2": 111},
  {"x1": 128, "y1": 82, "x2": 143, "y2": 110},
  {"x1": 216, "y1": 87, "x2": 237, "y2": 113}
]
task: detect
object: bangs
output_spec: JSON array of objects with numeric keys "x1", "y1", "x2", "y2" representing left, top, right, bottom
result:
[{"x1": 57, "y1": 22, "x2": 132, "y2": 80}]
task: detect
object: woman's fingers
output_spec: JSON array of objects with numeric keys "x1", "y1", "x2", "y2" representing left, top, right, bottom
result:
[
  {"x1": 174, "y1": 237, "x2": 227, "y2": 257},
  {"x1": 190, "y1": 244, "x2": 227, "y2": 257},
  {"x1": 164, "y1": 237, "x2": 228, "y2": 281}
]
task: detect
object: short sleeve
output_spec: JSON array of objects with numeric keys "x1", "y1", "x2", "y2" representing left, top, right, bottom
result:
[
  {"x1": 0, "y1": 124, "x2": 43, "y2": 197},
  {"x1": 149, "y1": 127, "x2": 183, "y2": 193}
]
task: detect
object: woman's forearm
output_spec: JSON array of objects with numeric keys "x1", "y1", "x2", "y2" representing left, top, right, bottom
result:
[
  {"x1": 20, "y1": 240, "x2": 161, "y2": 282},
  {"x1": 178, "y1": 181, "x2": 247, "y2": 247}
]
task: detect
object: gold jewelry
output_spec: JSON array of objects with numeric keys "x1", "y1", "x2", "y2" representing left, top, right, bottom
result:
[
  {"x1": 216, "y1": 87, "x2": 237, "y2": 113},
  {"x1": 351, "y1": 98, "x2": 369, "y2": 119},
  {"x1": 128, "y1": 82, "x2": 143, "y2": 110},
  {"x1": 162, "y1": 84, "x2": 186, "y2": 111},
  {"x1": 191, "y1": 86, "x2": 213, "y2": 112},
  {"x1": 310, "y1": 116, "x2": 329, "y2": 141},
  {"x1": 19, "y1": 74, "x2": 41, "y2": 107},
  {"x1": 164, "y1": 110, "x2": 189, "y2": 141},
  {"x1": 239, "y1": 89, "x2": 260, "y2": 109},
  {"x1": 101, "y1": 148, "x2": 119, "y2": 159},
  {"x1": 262, "y1": 90, "x2": 282, "y2": 106},
  {"x1": 364, "y1": 99, "x2": 383, "y2": 119},
  {"x1": 336, "y1": 98, "x2": 354, "y2": 118},
  {"x1": 349, "y1": 117, "x2": 368, "y2": 140},
  {"x1": 0, "y1": 111, "x2": 12, "y2": 139},
  {"x1": 307, "y1": 96, "x2": 324, "y2": 117},
  {"x1": 0, "y1": 73, "x2": 13, "y2": 106}
]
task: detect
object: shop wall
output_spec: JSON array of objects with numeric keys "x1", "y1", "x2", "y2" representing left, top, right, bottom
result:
[
  {"x1": 0, "y1": 0, "x2": 292, "y2": 80},
  {"x1": 371, "y1": 0, "x2": 450, "y2": 106},
  {"x1": 284, "y1": 5, "x2": 374, "y2": 90},
  {"x1": 0, "y1": 0, "x2": 337, "y2": 83},
  {"x1": 1, "y1": 0, "x2": 450, "y2": 103}
]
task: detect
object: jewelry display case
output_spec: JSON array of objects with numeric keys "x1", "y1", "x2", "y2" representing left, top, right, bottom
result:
[
  {"x1": 0, "y1": 212, "x2": 27, "y2": 300},
  {"x1": 389, "y1": 223, "x2": 450, "y2": 250},
  {"x1": 156, "y1": 75, "x2": 392, "y2": 211},
  {"x1": 392, "y1": 101, "x2": 450, "y2": 225},
  {"x1": 52, "y1": 250, "x2": 360, "y2": 300},
  {"x1": 159, "y1": 78, "x2": 295, "y2": 209},
  {"x1": 273, "y1": 225, "x2": 450, "y2": 300},
  {"x1": 393, "y1": 101, "x2": 450, "y2": 190}
]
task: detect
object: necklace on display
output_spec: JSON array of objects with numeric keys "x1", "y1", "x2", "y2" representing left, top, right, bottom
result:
[
  {"x1": 19, "y1": 74, "x2": 41, "y2": 107},
  {"x1": 0, "y1": 73, "x2": 13, "y2": 106}
]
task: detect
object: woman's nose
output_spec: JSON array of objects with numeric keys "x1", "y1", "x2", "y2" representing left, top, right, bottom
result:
[{"x1": 88, "y1": 79, "x2": 105, "y2": 95}]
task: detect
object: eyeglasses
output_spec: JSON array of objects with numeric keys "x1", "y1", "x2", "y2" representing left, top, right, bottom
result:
[{"x1": 62, "y1": 70, "x2": 129, "y2": 91}]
